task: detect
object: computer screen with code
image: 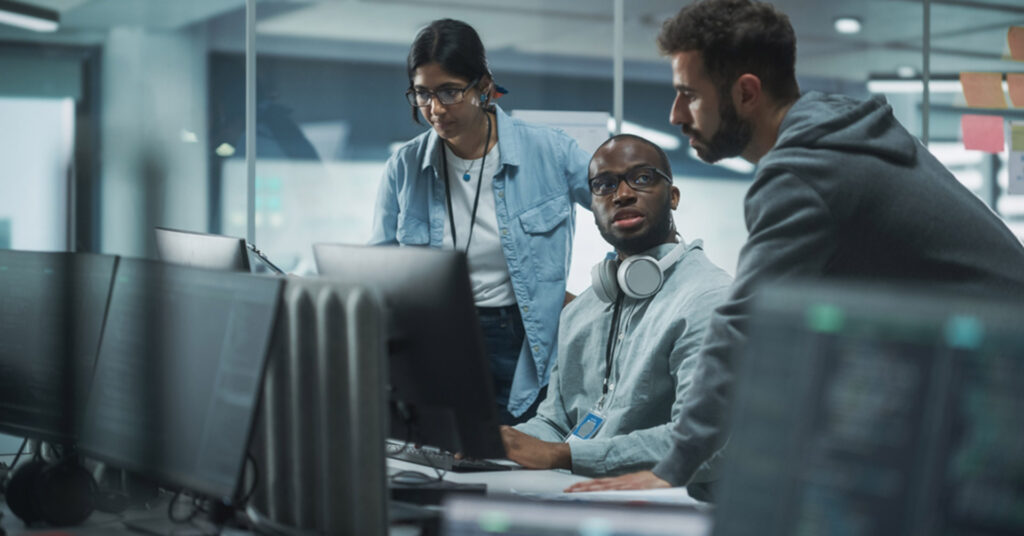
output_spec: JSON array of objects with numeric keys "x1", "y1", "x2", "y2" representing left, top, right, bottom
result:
[
  {"x1": 713, "y1": 282, "x2": 1024, "y2": 536},
  {"x1": 79, "y1": 258, "x2": 281, "y2": 503},
  {"x1": 0, "y1": 250, "x2": 117, "y2": 443}
]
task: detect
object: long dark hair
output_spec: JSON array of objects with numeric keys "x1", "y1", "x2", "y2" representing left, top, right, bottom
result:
[{"x1": 406, "y1": 18, "x2": 491, "y2": 123}]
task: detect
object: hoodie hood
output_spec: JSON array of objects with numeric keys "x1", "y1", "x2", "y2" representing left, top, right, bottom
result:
[{"x1": 772, "y1": 91, "x2": 917, "y2": 166}]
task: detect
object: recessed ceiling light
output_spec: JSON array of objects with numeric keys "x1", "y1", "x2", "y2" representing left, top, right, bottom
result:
[
  {"x1": 834, "y1": 17, "x2": 862, "y2": 35},
  {"x1": 0, "y1": 0, "x2": 59, "y2": 32},
  {"x1": 896, "y1": 66, "x2": 917, "y2": 78}
]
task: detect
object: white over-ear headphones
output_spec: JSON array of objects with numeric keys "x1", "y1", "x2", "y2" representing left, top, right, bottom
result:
[{"x1": 591, "y1": 240, "x2": 696, "y2": 303}]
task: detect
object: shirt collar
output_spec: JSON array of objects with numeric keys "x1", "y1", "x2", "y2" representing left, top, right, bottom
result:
[
  {"x1": 420, "y1": 104, "x2": 518, "y2": 173},
  {"x1": 604, "y1": 238, "x2": 703, "y2": 262}
]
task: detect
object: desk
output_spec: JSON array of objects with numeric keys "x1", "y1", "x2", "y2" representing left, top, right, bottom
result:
[{"x1": 387, "y1": 458, "x2": 703, "y2": 505}]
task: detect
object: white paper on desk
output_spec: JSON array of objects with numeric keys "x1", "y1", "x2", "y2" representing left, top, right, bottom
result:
[
  {"x1": 509, "y1": 486, "x2": 702, "y2": 506},
  {"x1": 1009, "y1": 121, "x2": 1024, "y2": 195}
]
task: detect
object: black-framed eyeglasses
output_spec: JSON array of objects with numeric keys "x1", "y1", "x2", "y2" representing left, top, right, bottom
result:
[
  {"x1": 405, "y1": 78, "x2": 480, "y2": 108},
  {"x1": 588, "y1": 166, "x2": 672, "y2": 196}
]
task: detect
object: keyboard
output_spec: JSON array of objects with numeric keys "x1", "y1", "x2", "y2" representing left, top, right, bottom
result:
[{"x1": 385, "y1": 440, "x2": 520, "y2": 472}]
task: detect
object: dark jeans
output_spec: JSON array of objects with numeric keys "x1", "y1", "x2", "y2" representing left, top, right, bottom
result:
[{"x1": 477, "y1": 304, "x2": 545, "y2": 425}]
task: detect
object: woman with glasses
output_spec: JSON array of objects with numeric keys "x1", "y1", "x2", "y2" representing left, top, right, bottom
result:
[{"x1": 370, "y1": 18, "x2": 592, "y2": 425}]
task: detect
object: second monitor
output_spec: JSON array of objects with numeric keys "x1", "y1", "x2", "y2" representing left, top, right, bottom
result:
[{"x1": 313, "y1": 244, "x2": 505, "y2": 459}]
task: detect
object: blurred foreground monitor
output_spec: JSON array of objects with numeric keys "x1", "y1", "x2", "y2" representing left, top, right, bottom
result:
[{"x1": 714, "y1": 281, "x2": 1024, "y2": 535}]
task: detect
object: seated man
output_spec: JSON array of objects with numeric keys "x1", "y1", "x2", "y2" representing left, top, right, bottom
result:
[{"x1": 500, "y1": 134, "x2": 732, "y2": 484}]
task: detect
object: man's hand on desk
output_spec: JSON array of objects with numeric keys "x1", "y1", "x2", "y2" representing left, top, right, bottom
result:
[
  {"x1": 563, "y1": 470, "x2": 670, "y2": 492},
  {"x1": 499, "y1": 425, "x2": 571, "y2": 470}
]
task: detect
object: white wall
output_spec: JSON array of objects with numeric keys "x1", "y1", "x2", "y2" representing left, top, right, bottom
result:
[
  {"x1": 0, "y1": 97, "x2": 74, "y2": 251},
  {"x1": 101, "y1": 26, "x2": 209, "y2": 257},
  {"x1": 565, "y1": 176, "x2": 748, "y2": 294}
]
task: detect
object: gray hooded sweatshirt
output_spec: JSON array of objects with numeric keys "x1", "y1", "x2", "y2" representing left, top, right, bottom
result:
[{"x1": 653, "y1": 91, "x2": 1024, "y2": 489}]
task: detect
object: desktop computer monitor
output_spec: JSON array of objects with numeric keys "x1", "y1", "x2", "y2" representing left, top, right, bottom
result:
[
  {"x1": 78, "y1": 258, "x2": 282, "y2": 504},
  {"x1": 442, "y1": 495, "x2": 712, "y2": 536},
  {"x1": 154, "y1": 227, "x2": 250, "y2": 272},
  {"x1": 312, "y1": 244, "x2": 505, "y2": 459},
  {"x1": 0, "y1": 250, "x2": 118, "y2": 444},
  {"x1": 712, "y1": 281, "x2": 1024, "y2": 536}
]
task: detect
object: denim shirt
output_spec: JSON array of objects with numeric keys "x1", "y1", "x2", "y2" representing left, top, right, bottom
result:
[
  {"x1": 515, "y1": 241, "x2": 733, "y2": 478},
  {"x1": 369, "y1": 105, "x2": 592, "y2": 416}
]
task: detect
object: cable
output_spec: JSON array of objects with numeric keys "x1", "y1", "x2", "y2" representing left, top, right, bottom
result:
[
  {"x1": 8, "y1": 438, "x2": 27, "y2": 470},
  {"x1": 241, "y1": 451, "x2": 260, "y2": 505}
]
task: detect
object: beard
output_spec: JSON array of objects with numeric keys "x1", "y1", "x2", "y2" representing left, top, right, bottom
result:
[
  {"x1": 597, "y1": 193, "x2": 675, "y2": 257},
  {"x1": 688, "y1": 99, "x2": 753, "y2": 163}
]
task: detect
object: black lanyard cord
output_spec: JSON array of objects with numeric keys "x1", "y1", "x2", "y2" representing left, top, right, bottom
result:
[
  {"x1": 441, "y1": 112, "x2": 492, "y2": 252},
  {"x1": 602, "y1": 293, "x2": 624, "y2": 398}
]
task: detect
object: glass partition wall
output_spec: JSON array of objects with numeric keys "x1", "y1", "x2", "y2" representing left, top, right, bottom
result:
[{"x1": 0, "y1": 0, "x2": 1020, "y2": 282}]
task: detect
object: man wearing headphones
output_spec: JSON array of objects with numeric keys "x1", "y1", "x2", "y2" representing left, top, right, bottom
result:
[{"x1": 499, "y1": 134, "x2": 732, "y2": 486}]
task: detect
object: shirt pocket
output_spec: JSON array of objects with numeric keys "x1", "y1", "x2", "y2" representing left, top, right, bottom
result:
[
  {"x1": 396, "y1": 213, "x2": 430, "y2": 245},
  {"x1": 518, "y1": 194, "x2": 571, "y2": 282}
]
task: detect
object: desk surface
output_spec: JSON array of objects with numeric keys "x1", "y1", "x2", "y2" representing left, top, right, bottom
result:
[{"x1": 387, "y1": 458, "x2": 702, "y2": 506}]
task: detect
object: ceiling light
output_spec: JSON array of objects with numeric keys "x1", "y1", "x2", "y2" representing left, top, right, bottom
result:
[
  {"x1": 896, "y1": 66, "x2": 917, "y2": 78},
  {"x1": 0, "y1": 0, "x2": 59, "y2": 32},
  {"x1": 867, "y1": 79, "x2": 1008, "y2": 94},
  {"x1": 215, "y1": 143, "x2": 236, "y2": 157},
  {"x1": 833, "y1": 17, "x2": 862, "y2": 35}
]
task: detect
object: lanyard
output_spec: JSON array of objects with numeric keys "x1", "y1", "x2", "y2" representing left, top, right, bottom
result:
[
  {"x1": 441, "y1": 113, "x2": 492, "y2": 252},
  {"x1": 600, "y1": 293, "x2": 624, "y2": 405}
]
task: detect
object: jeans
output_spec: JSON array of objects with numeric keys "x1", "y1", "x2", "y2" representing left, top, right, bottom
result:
[{"x1": 477, "y1": 304, "x2": 543, "y2": 425}]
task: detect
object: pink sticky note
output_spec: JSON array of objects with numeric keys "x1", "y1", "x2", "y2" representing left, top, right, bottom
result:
[
  {"x1": 961, "y1": 114, "x2": 1004, "y2": 153},
  {"x1": 1009, "y1": 27, "x2": 1024, "y2": 61},
  {"x1": 960, "y1": 72, "x2": 1007, "y2": 108},
  {"x1": 1008, "y1": 73, "x2": 1024, "y2": 107}
]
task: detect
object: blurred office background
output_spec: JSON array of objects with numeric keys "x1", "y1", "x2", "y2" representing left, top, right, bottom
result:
[{"x1": 1, "y1": 0, "x2": 1023, "y2": 455}]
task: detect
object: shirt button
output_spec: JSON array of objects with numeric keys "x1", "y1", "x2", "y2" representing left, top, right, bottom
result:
[
  {"x1": 498, "y1": 191, "x2": 505, "y2": 198},
  {"x1": 522, "y1": 306, "x2": 529, "y2": 312},
  {"x1": 618, "y1": 332, "x2": 624, "y2": 341},
  {"x1": 501, "y1": 228, "x2": 509, "y2": 236},
  {"x1": 532, "y1": 345, "x2": 540, "y2": 353}
]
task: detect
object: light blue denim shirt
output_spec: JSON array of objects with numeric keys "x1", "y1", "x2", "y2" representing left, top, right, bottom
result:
[
  {"x1": 369, "y1": 105, "x2": 592, "y2": 416},
  {"x1": 516, "y1": 241, "x2": 733, "y2": 478}
]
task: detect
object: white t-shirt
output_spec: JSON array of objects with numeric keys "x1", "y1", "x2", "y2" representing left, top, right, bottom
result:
[{"x1": 442, "y1": 143, "x2": 516, "y2": 307}]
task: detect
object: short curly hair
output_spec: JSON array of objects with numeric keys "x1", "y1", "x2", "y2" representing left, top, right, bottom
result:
[{"x1": 658, "y1": 0, "x2": 799, "y2": 103}]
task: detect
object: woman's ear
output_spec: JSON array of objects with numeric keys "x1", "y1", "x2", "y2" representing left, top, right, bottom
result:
[{"x1": 479, "y1": 76, "x2": 495, "y2": 104}]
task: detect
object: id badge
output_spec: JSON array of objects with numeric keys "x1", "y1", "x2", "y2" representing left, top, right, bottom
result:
[{"x1": 566, "y1": 410, "x2": 605, "y2": 442}]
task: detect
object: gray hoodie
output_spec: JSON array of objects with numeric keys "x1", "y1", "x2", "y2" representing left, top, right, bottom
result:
[{"x1": 653, "y1": 91, "x2": 1024, "y2": 489}]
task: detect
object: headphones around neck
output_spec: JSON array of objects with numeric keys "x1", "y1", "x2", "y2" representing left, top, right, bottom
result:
[{"x1": 591, "y1": 240, "x2": 696, "y2": 303}]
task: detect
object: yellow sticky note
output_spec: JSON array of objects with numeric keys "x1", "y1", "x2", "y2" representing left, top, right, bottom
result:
[
  {"x1": 1012, "y1": 123, "x2": 1024, "y2": 152},
  {"x1": 960, "y1": 72, "x2": 1007, "y2": 108},
  {"x1": 1009, "y1": 27, "x2": 1024, "y2": 61},
  {"x1": 1008, "y1": 73, "x2": 1024, "y2": 108}
]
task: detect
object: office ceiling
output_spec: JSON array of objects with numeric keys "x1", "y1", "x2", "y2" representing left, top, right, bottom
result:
[{"x1": 6, "y1": 0, "x2": 1024, "y2": 82}]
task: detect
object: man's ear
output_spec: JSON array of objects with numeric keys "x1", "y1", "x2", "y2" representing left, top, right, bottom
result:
[
  {"x1": 670, "y1": 186, "x2": 680, "y2": 210},
  {"x1": 732, "y1": 74, "x2": 762, "y2": 116}
]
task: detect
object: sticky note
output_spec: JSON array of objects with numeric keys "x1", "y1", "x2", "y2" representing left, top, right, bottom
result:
[
  {"x1": 961, "y1": 114, "x2": 1004, "y2": 153},
  {"x1": 960, "y1": 72, "x2": 1007, "y2": 108},
  {"x1": 1008, "y1": 73, "x2": 1024, "y2": 107},
  {"x1": 1009, "y1": 122, "x2": 1024, "y2": 195},
  {"x1": 1009, "y1": 27, "x2": 1024, "y2": 61}
]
